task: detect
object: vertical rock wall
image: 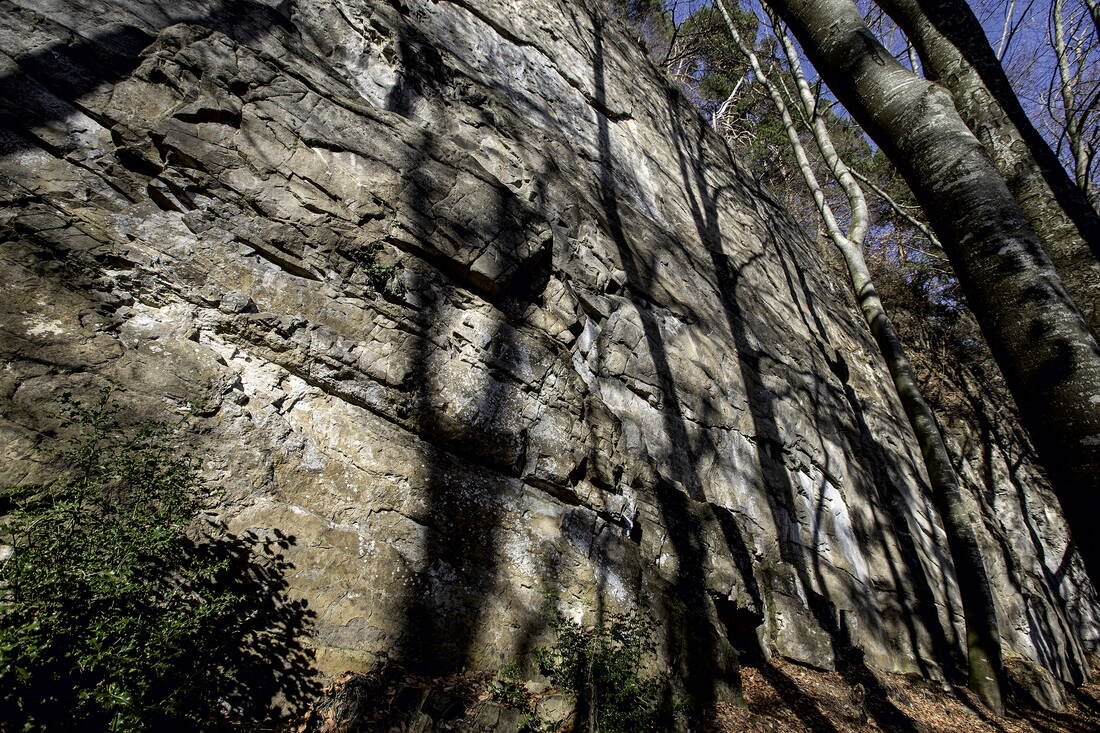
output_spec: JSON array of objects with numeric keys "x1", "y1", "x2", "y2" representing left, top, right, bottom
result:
[{"x1": 0, "y1": 0, "x2": 1095, "y2": 707}]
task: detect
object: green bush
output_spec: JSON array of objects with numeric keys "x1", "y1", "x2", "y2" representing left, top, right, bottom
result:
[
  {"x1": 346, "y1": 224, "x2": 402, "y2": 293},
  {"x1": 536, "y1": 608, "x2": 670, "y2": 733},
  {"x1": 488, "y1": 661, "x2": 547, "y2": 733},
  {"x1": 492, "y1": 605, "x2": 673, "y2": 733},
  {"x1": 0, "y1": 390, "x2": 318, "y2": 731}
]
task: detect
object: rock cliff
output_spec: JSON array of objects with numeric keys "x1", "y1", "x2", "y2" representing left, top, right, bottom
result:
[{"x1": 1, "y1": 0, "x2": 1096, "y2": 715}]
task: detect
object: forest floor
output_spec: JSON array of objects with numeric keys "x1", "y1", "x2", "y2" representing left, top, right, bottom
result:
[
  {"x1": 292, "y1": 656, "x2": 1100, "y2": 732},
  {"x1": 714, "y1": 657, "x2": 1100, "y2": 733}
]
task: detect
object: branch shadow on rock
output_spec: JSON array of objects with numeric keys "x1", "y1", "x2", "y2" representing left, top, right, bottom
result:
[
  {"x1": 1, "y1": 519, "x2": 320, "y2": 730},
  {"x1": 661, "y1": 66, "x2": 933, "y2": 733},
  {"x1": 176, "y1": 522, "x2": 322, "y2": 726},
  {"x1": 0, "y1": 0, "x2": 294, "y2": 155}
]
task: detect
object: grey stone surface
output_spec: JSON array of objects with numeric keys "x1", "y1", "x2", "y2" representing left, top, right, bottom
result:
[{"x1": 0, "y1": 0, "x2": 1095, "y2": 711}]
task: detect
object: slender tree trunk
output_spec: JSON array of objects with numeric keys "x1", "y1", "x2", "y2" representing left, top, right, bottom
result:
[
  {"x1": 996, "y1": 0, "x2": 1017, "y2": 59},
  {"x1": 1051, "y1": 0, "x2": 1098, "y2": 208},
  {"x1": 760, "y1": 0, "x2": 1100, "y2": 596},
  {"x1": 829, "y1": 243, "x2": 1006, "y2": 711},
  {"x1": 874, "y1": 0, "x2": 1100, "y2": 338},
  {"x1": 717, "y1": 0, "x2": 1006, "y2": 709},
  {"x1": 905, "y1": 39, "x2": 921, "y2": 74},
  {"x1": 773, "y1": 13, "x2": 1006, "y2": 711},
  {"x1": 849, "y1": 168, "x2": 943, "y2": 253},
  {"x1": 1084, "y1": 0, "x2": 1100, "y2": 45}
]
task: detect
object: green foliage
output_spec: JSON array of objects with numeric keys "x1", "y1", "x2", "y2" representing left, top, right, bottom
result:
[
  {"x1": 493, "y1": 605, "x2": 672, "y2": 733},
  {"x1": 488, "y1": 662, "x2": 548, "y2": 733},
  {"x1": 602, "y1": 0, "x2": 674, "y2": 32},
  {"x1": 536, "y1": 608, "x2": 669, "y2": 733},
  {"x1": 344, "y1": 217, "x2": 403, "y2": 293},
  {"x1": 679, "y1": 5, "x2": 757, "y2": 102},
  {"x1": 0, "y1": 389, "x2": 318, "y2": 731},
  {"x1": 349, "y1": 238, "x2": 401, "y2": 291}
]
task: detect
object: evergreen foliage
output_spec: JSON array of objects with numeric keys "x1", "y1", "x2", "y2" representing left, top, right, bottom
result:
[
  {"x1": 535, "y1": 608, "x2": 670, "y2": 733},
  {"x1": 0, "y1": 390, "x2": 318, "y2": 731}
]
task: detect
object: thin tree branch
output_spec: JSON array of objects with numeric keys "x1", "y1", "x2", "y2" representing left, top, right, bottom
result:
[{"x1": 850, "y1": 169, "x2": 945, "y2": 253}]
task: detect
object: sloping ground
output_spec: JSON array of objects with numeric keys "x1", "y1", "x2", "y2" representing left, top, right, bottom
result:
[
  {"x1": 718, "y1": 658, "x2": 1100, "y2": 733},
  {"x1": 283, "y1": 658, "x2": 1100, "y2": 732},
  {"x1": 0, "y1": 0, "x2": 1095, "y2": 716}
]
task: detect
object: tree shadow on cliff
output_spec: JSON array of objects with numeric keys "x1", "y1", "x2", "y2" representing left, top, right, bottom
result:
[
  {"x1": 586, "y1": 15, "x2": 747, "y2": 721},
  {"x1": 386, "y1": 42, "x2": 561, "y2": 673},
  {"x1": 384, "y1": 20, "x2": 450, "y2": 120},
  {"x1": 661, "y1": 90, "x2": 842, "y2": 730},
  {"x1": 767, "y1": 202, "x2": 934, "y2": 733},
  {"x1": 389, "y1": 123, "x2": 510, "y2": 676},
  {"x1": 743, "y1": 142, "x2": 962, "y2": 689},
  {"x1": 0, "y1": 0, "x2": 293, "y2": 155},
  {"x1": 805, "y1": 365, "x2": 946, "y2": 732},
  {"x1": 661, "y1": 73, "x2": 932, "y2": 733},
  {"x1": 950, "y1": 359, "x2": 1093, "y2": 685}
]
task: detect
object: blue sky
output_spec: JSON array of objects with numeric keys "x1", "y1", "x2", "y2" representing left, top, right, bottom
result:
[{"x1": 654, "y1": 0, "x2": 1096, "y2": 187}]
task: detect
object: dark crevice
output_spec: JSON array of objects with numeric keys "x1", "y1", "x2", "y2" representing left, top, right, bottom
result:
[
  {"x1": 147, "y1": 183, "x2": 184, "y2": 213},
  {"x1": 237, "y1": 239, "x2": 323, "y2": 281},
  {"x1": 174, "y1": 107, "x2": 243, "y2": 128}
]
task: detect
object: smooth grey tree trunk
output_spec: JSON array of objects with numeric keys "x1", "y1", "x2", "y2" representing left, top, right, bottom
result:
[
  {"x1": 760, "y1": 0, "x2": 1100, "y2": 605},
  {"x1": 874, "y1": 0, "x2": 1100, "y2": 339}
]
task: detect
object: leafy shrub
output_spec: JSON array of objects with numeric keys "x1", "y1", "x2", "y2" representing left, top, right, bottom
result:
[
  {"x1": 358, "y1": 244, "x2": 401, "y2": 290},
  {"x1": 537, "y1": 608, "x2": 670, "y2": 733},
  {"x1": 0, "y1": 390, "x2": 318, "y2": 731},
  {"x1": 492, "y1": 605, "x2": 673, "y2": 733},
  {"x1": 488, "y1": 661, "x2": 548, "y2": 732},
  {"x1": 346, "y1": 223, "x2": 402, "y2": 293}
]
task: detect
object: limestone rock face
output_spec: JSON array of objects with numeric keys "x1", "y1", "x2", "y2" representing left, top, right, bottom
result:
[{"x1": 0, "y1": 0, "x2": 1095, "y2": 708}]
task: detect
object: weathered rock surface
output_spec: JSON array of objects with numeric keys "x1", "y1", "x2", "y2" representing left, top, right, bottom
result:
[{"x1": 0, "y1": 0, "x2": 1096, "y2": 715}]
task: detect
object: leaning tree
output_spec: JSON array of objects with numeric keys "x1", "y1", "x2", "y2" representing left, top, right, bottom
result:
[{"x1": 759, "y1": 0, "x2": 1100, "y2": 596}]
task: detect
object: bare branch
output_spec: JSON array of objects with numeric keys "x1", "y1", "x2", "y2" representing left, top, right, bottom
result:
[{"x1": 849, "y1": 168, "x2": 945, "y2": 254}]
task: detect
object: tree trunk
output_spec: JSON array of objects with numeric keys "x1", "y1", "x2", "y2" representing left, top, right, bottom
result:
[
  {"x1": 874, "y1": 0, "x2": 1100, "y2": 338},
  {"x1": 1051, "y1": 0, "x2": 1099, "y2": 210},
  {"x1": 835, "y1": 244, "x2": 1005, "y2": 711},
  {"x1": 771, "y1": 15, "x2": 1006, "y2": 709},
  {"x1": 760, "y1": 0, "x2": 1100, "y2": 594},
  {"x1": 717, "y1": 1, "x2": 1006, "y2": 707}
]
